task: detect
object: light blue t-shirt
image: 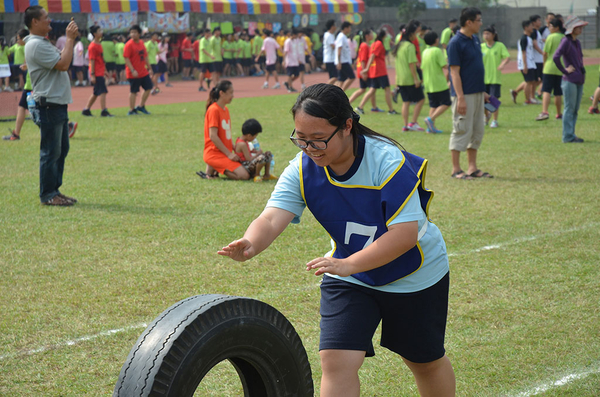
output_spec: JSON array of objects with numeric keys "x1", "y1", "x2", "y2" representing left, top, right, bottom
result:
[{"x1": 266, "y1": 136, "x2": 449, "y2": 293}]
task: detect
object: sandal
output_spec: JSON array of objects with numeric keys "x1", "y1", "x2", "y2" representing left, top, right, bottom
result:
[
  {"x1": 468, "y1": 169, "x2": 494, "y2": 178},
  {"x1": 451, "y1": 170, "x2": 473, "y2": 180},
  {"x1": 196, "y1": 171, "x2": 217, "y2": 179}
]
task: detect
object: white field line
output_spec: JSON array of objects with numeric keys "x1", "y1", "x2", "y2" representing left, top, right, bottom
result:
[
  {"x1": 510, "y1": 364, "x2": 600, "y2": 396},
  {"x1": 1, "y1": 222, "x2": 597, "y2": 372}
]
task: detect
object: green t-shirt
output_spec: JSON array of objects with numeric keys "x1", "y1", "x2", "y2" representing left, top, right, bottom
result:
[
  {"x1": 395, "y1": 33, "x2": 401, "y2": 44},
  {"x1": 210, "y1": 36, "x2": 223, "y2": 62},
  {"x1": 421, "y1": 46, "x2": 447, "y2": 93},
  {"x1": 395, "y1": 41, "x2": 418, "y2": 86},
  {"x1": 199, "y1": 37, "x2": 212, "y2": 63},
  {"x1": 383, "y1": 35, "x2": 391, "y2": 51},
  {"x1": 24, "y1": 72, "x2": 32, "y2": 91},
  {"x1": 233, "y1": 41, "x2": 242, "y2": 59},
  {"x1": 543, "y1": 32, "x2": 564, "y2": 76},
  {"x1": 115, "y1": 42, "x2": 125, "y2": 64},
  {"x1": 9, "y1": 43, "x2": 25, "y2": 64},
  {"x1": 243, "y1": 40, "x2": 252, "y2": 58},
  {"x1": 222, "y1": 41, "x2": 233, "y2": 60},
  {"x1": 440, "y1": 27, "x2": 454, "y2": 46},
  {"x1": 252, "y1": 36, "x2": 263, "y2": 56},
  {"x1": 0, "y1": 47, "x2": 9, "y2": 64},
  {"x1": 312, "y1": 32, "x2": 322, "y2": 51},
  {"x1": 480, "y1": 41, "x2": 509, "y2": 85},
  {"x1": 101, "y1": 40, "x2": 116, "y2": 62},
  {"x1": 145, "y1": 40, "x2": 158, "y2": 65}
]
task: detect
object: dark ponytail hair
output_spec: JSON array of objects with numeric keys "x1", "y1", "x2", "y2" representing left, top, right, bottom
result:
[
  {"x1": 392, "y1": 21, "x2": 418, "y2": 56},
  {"x1": 483, "y1": 25, "x2": 499, "y2": 42},
  {"x1": 206, "y1": 80, "x2": 233, "y2": 111},
  {"x1": 291, "y1": 84, "x2": 401, "y2": 155},
  {"x1": 357, "y1": 29, "x2": 372, "y2": 46},
  {"x1": 549, "y1": 18, "x2": 566, "y2": 34},
  {"x1": 375, "y1": 28, "x2": 386, "y2": 43}
]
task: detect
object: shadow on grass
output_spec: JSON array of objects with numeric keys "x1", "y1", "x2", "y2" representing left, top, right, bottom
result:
[{"x1": 77, "y1": 202, "x2": 197, "y2": 216}]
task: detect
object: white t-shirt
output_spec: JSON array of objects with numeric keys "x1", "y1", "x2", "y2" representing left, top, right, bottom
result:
[
  {"x1": 517, "y1": 34, "x2": 536, "y2": 70},
  {"x1": 283, "y1": 37, "x2": 299, "y2": 67},
  {"x1": 295, "y1": 37, "x2": 308, "y2": 65},
  {"x1": 73, "y1": 41, "x2": 85, "y2": 66},
  {"x1": 334, "y1": 32, "x2": 351, "y2": 65},
  {"x1": 323, "y1": 31, "x2": 335, "y2": 63}
]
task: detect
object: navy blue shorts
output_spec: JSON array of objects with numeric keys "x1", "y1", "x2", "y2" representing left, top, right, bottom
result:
[
  {"x1": 398, "y1": 84, "x2": 425, "y2": 103},
  {"x1": 541, "y1": 74, "x2": 563, "y2": 96},
  {"x1": 266, "y1": 63, "x2": 276, "y2": 73},
  {"x1": 128, "y1": 75, "x2": 153, "y2": 93},
  {"x1": 535, "y1": 63, "x2": 544, "y2": 80},
  {"x1": 212, "y1": 61, "x2": 223, "y2": 73},
  {"x1": 521, "y1": 69, "x2": 537, "y2": 82},
  {"x1": 370, "y1": 75, "x2": 390, "y2": 89},
  {"x1": 319, "y1": 272, "x2": 449, "y2": 363},
  {"x1": 286, "y1": 66, "x2": 300, "y2": 77},
  {"x1": 200, "y1": 62, "x2": 213, "y2": 73},
  {"x1": 485, "y1": 84, "x2": 501, "y2": 99},
  {"x1": 19, "y1": 89, "x2": 32, "y2": 109},
  {"x1": 151, "y1": 64, "x2": 160, "y2": 74},
  {"x1": 325, "y1": 62, "x2": 336, "y2": 78},
  {"x1": 427, "y1": 89, "x2": 452, "y2": 108},
  {"x1": 337, "y1": 63, "x2": 355, "y2": 82},
  {"x1": 298, "y1": 64, "x2": 306, "y2": 73},
  {"x1": 359, "y1": 77, "x2": 371, "y2": 89},
  {"x1": 93, "y1": 76, "x2": 108, "y2": 96}
]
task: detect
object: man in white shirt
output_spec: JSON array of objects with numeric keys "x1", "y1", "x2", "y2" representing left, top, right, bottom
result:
[
  {"x1": 334, "y1": 21, "x2": 355, "y2": 91},
  {"x1": 283, "y1": 29, "x2": 299, "y2": 93},
  {"x1": 322, "y1": 19, "x2": 337, "y2": 85}
]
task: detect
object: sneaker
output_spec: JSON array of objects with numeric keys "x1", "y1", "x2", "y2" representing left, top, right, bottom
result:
[
  {"x1": 262, "y1": 81, "x2": 269, "y2": 89},
  {"x1": 151, "y1": 87, "x2": 160, "y2": 95},
  {"x1": 74, "y1": 81, "x2": 80, "y2": 87},
  {"x1": 165, "y1": 83, "x2": 173, "y2": 87},
  {"x1": 68, "y1": 122, "x2": 78, "y2": 138},
  {"x1": 556, "y1": 114, "x2": 562, "y2": 119},
  {"x1": 424, "y1": 117, "x2": 442, "y2": 133},
  {"x1": 284, "y1": 82, "x2": 290, "y2": 91},
  {"x1": 3, "y1": 130, "x2": 20, "y2": 141},
  {"x1": 392, "y1": 88, "x2": 399, "y2": 104},
  {"x1": 289, "y1": 86, "x2": 297, "y2": 92},
  {"x1": 57, "y1": 193, "x2": 78, "y2": 203},
  {"x1": 42, "y1": 195, "x2": 73, "y2": 206},
  {"x1": 198, "y1": 86, "x2": 207, "y2": 92},
  {"x1": 272, "y1": 83, "x2": 281, "y2": 89},
  {"x1": 206, "y1": 79, "x2": 212, "y2": 88},
  {"x1": 535, "y1": 93, "x2": 542, "y2": 100},
  {"x1": 536, "y1": 112, "x2": 549, "y2": 121},
  {"x1": 402, "y1": 126, "x2": 410, "y2": 132},
  {"x1": 370, "y1": 107, "x2": 385, "y2": 113},
  {"x1": 510, "y1": 89, "x2": 518, "y2": 104},
  {"x1": 253, "y1": 175, "x2": 263, "y2": 182},
  {"x1": 128, "y1": 109, "x2": 138, "y2": 116},
  {"x1": 354, "y1": 107, "x2": 364, "y2": 115},
  {"x1": 388, "y1": 110, "x2": 398, "y2": 115},
  {"x1": 529, "y1": 98, "x2": 540, "y2": 104},
  {"x1": 101, "y1": 109, "x2": 114, "y2": 117},
  {"x1": 490, "y1": 120, "x2": 499, "y2": 128},
  {"x1": 135, "y1": 106, "x2": 151, "y2": 115},
  {"x1": 407, "y1": 122, "x2": 425, "y2": 131},
  {"x1": 588, "y1": 107, "x2": 600, "y2": 114},
  {"x1": 524, "y1": 100, "x2": 534, "y2": 105},
  {"x1": 81, "y1": 109, "x2": 93, "y2": 116},
  {"x1": 4, "y1": 86, "x2": 14, "y2": 92}
]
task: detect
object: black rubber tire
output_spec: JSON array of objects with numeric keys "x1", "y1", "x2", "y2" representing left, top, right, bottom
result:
[{"x1": 113, "y1": 294, "x2": 314, "y2": 397}]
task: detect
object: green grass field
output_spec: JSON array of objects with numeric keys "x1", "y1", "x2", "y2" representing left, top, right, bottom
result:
[{"x1": 1, "y1": 69, "x2": 599, "y2": 396}]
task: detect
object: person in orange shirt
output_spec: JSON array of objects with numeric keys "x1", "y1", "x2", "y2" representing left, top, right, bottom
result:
[
  {"x1": 123, "y1": 24, "x2": 153, "y2": 115},
  {"x1": 198, "y1": 80, "x2": 251, "y2": 180}
]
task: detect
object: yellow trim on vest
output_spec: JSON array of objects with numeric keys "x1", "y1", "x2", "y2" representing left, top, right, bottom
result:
[
  {"x1": 385, "y1": 179, "x2": 421, "y2": 227},
  {"x1": 299, "y1": 155, "x2": 306, "y2": 204},
  {"x1": 322, "y1": 152, "x2": 406, "y2": 190}
]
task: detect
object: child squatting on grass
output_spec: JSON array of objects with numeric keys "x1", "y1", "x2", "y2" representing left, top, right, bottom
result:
[
  {"x1": 219, "y1": 84, "x2": 456, "y2": 397},
  {"x1": 234, "y1": 118, "x2": 278, "y2": 182}
]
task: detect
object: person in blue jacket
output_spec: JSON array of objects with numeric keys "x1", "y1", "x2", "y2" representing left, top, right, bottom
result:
[{"x1": 219, "y1": 83, "x2": 455, "y2": 397}]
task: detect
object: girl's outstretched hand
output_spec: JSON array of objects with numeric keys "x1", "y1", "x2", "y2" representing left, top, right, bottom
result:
[
  {"x1": 306, "y1": 257, "x2": 353, "y2": 278},
  {"x1": 218, "y1": 239, "x2": 256, "y2": 262}
]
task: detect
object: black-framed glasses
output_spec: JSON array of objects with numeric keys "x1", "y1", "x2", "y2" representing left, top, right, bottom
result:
[{"x1": 289, "y1": 125, "x2": 342, "y2": 150}]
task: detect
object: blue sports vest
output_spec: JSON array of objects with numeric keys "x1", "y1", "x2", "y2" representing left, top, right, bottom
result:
[{"x1": 300, "y1": 150, "x2": 433, "y2": 286}]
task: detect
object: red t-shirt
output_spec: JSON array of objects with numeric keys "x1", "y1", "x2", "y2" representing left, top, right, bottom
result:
[
  {"x1": 368, "y1": 40, "x2": 387, "y2": 78},
  {"x1": 87, "y1": 41, "x2": 105, "y2": 77},
  {"x1": 181, "y1": 38, "x2": 192, "y2": 60},
  {"x1": 123, "y1": 39, "x2": 149, "y2": 79},
  {"x1": 193, "y1": 40, "x2": 200, "y2": 62},
  {"x1": 356, "y1": 42, "x2": 369, "y2": 76}
]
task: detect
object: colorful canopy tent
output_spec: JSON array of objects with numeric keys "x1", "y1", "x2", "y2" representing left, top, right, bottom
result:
[{"x1": 2, "y1": 0, "x2": 365, "y2": 14}]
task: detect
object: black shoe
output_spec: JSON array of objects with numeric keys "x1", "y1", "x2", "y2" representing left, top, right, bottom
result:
[
  {"x1": 392, "y1": 88, "x2": 399, "y2": 104},
  {"x1": 135, "y1": 106, "x2": 151, "y2": 115},
  {"x1": 101, "y1": 109, "x2": 114, "y2": 117},
  {"x1": 128, "y1": 109, "x2": 138, "y2": 116},
  {"x1": 198, "y1": 86, "x2": 207, "y2": 92},
  {"x1": 82, "y1": 109, "x2": 93, "y2": 116}
]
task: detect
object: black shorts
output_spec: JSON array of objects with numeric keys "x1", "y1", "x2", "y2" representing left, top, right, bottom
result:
[
  {"x1": 151, "y1": 64, "x2": 160, "y2": 74},
  {"x1": 93, "y1": 76, "x2": 108, "y2": 96},
  {"x1": 535, "y1": 63, "x2": 544, "y2": 80},
  {"x1": 521, "y1": 69, "x2": 537, "y2": 82},
  {"x1": 485, "y1": 84, "x2": 501, "y2": 99},
  {"x1": 223, "y1": 58, "x2": 233, "y2": 65},
  {"x1": 200, "y1": 62, "x2": 213, "y2": 73},
  {"x1": 427, "y1": 89, "x2": 452, "y2": 108},
  {"x1": 298, "y1": 64, "x2": 306, "y2": 73},
  {"x1": 194, "y1": 61, "x2": 201, "y2": 69},
  {"x1": 19, "y1": 89, "x2": 32, "y2": 109},
  {"x1": 183, "y1": 59, "x2": 193, "y2": 68},
  {"x1": 129, "y1": 74, "x2": 153, "y2": 93},
  {"x1": 541, "y1": 74, "x2": 563, "y2": 96},
  {"x1": 337, "y1": 63, "x2": 355, "y2": 82},
  {"x1": 325, "y1": 62, "x2": 337, "y2": 79},
  {"x1": 235, "y1": 58, "x2": 242, "y2": 65},
  {"x1": 157, "y1": 60, "x2": 168, "y2": 74},
  {"x1": 72, "y1": 65, "x2": 83, "y2": 74},
  {"x1": 398, "y1": 84, "x2": 425, "y2": 103},
  {"x1": 116, "y1": 64, "x2": 126, "y2": 73},
  {"x1": 370, "y1": 75, "x2": 390, "y2": 89},
  {"x1": 105, "y1": 62, "x2": 116, "y2": 72},
  {"x1": 266, "y1": 63, "x2": 276, "y2": 72},
  {"x1": 212, "y1": 61, "x2": 223, "y2": 73},
  {"x1": 243, "y1": 58, "x2": 252, "y2": 67},
  {"x1": 359, "y1": 77, "x2": 371, "y2": 89},
  {"x1": 286, "y1": 66, "x2": 300, "y2": 77},
  {"x1": 319, "y1": 272, "x2": 450, "y2": 362}
]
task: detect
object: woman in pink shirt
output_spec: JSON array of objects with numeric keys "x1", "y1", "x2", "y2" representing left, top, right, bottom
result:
[
  {"x1": 256, "y1": 30, "x2": 281, "y2": 89},
  {"x1": 157, "y1": 33, "x2": 172, "y2": 87}
]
